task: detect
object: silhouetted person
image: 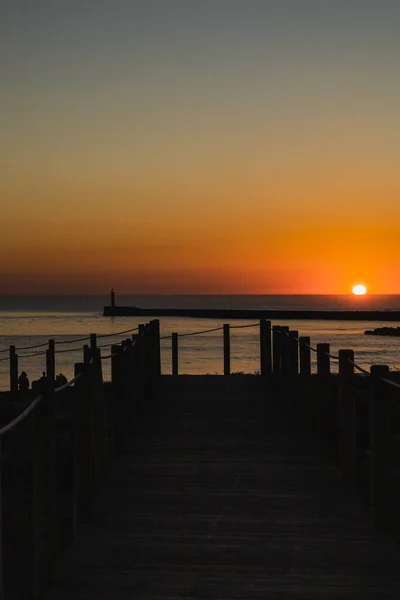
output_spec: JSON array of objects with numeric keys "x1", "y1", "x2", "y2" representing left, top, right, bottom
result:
[
  {"x1": 18, "y1": 371, "x2": 29, "y2": 392},
  {"x1": 32, "y1": 371, "x2": 47, "y2": 393},
  {"x1": 56, "y1": 373, "x2": 68, "y2": 388}
]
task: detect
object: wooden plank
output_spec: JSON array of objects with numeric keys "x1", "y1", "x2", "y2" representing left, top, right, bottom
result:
[{"x1": 46, "y1": 377, "x2": 400, "y2": 599}]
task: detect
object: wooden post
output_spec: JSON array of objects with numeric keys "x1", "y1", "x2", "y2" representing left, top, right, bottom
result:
[
  {"x1": 315, "y1": 343, "x2": 331, "y2": 451},
  {"x1": 298, "y1": 336, "x2": 311, "y2": 422},
  {"x1": 110, "y1": 345, "x2": 127, "y2": 452},
  {"x1": 90, "y1": 334, "x2": 97, "y2": 350},
  {"x1": 172, "y1": 333, "x2": 178, "y2": 376},
  {"x1": 280, "y1": 326, "x2": 290, "y2": 377},
  {"x1": 370, "y1": 364, "x2": 391, "y2": 526},
  {"x1": 138, "y1": 324, "x2": 145, "y2": 336},
  {"x1": 316, "y1": 343, "x2": 330, "y2": 376},
  {"x1": 260, "y1": 320, "x2": 272, "y2": 376},
  {"x1": 272, "y1": 326, "x2": 282, "y2": 375},
  {"x1": 73, "y1": 362, "x2": 93, "y2": 529},
  {"x1": 299, "y1": 337, "x2": 311, "y2": 375},
  {"x1": 338, "y1": 349, "x2": 355, "y2": 477},
  {"x1": 9, "y1": 346, "x2": 18, "y2": 393},
  {"x1": 287, "y1": 330, "x2": 299, "y2": 412},
  {"x1": 223, "y1": 324, "x2": 230, "y2": 376},
  {"x1": 260, "y1": 319, "x2": 265, "y2": 376},
  {"x1": 92, "y1": 346, "x2": 108, "y2": 486},
  {"x1": 288, "y1": 331, "x2": 299, "y2": 375},
  {"x1": 32, "y1": 386, "x2": 57, "y2": 595},
  {"x1": 46, "y1": 339, "x2": 55, "y2": 388},
  {"x1": 153, "y1": 319, "x2": 161, "y2": 376}
]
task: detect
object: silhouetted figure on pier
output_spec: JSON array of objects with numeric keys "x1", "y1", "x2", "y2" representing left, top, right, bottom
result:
[
  {"x1": 18, "y1": 371, "x2": 29, "y2": 392},
  {"x1": 32, "y1": 371, "x2": 47, "y2": 393},
  {"x1": 56, "y1": 373, "x2": 68, "y2": 388}
]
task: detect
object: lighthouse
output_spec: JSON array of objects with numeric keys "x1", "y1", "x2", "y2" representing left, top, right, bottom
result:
[{"x1": 111, "y1": 288, "x2": 116, "y2": 311}]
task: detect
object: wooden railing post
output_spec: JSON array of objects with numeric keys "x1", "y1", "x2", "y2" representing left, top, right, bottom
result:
[
  {"x1": 280, "y1": 326, "x2": 290, "y2": 377},
  {"x1": 299, "y1": 337, "x2": 311, "y2": 376},
  {"x1": 370, "y1": 364, "x2": 391, "y2": 526},
  {"x1": 32, "y1": 383, "x2": 57, "y2": 596},
  {"x1": 90, "y1": 333, "x2": 97, "y2": 353},
  {"x1": 316, "y1": 343, "x2": 330, "y2": 376},
  {"x1": 288, "y1": 331, "x2": 299, "y2": 376},
  {"x1": 260, "y1": 320, "x2": 272, "y2": 376},
  {"x1": 9, "y1": 346, "x2": 18, "y2": 393},
  {"x1": 46, "y1": 339, "x2": 55, "y2": 387},
  {"x1": 315, "y1": 343, "x2": 331, "y2": 445},
  {"x1": 298, "y1": 336, "x2": 311, "y2": 423},
  {"x1": 110, "y1": 345, "x2": 127, "y2": 453},
  {"x1": 153, "y1": 319, "x2": 161, "y2": 376},
  {"x1": 2, "y1": 408, "x2": 36, "y2": 597},
  {"x1": 73, "y1": 362, "x2": 93, "y2": 530},
  {"x1": 338, "y1": 349, "x2": 355, "y2": 477},
  {"x1": 287, "y1": 330, "x2": 299, "y2": 411},
  {"x1": 272, "y1": 326, "x2": 282, "y2": 375},
  {"x1": 91, "y1": 340, "x2": 108, "y2": 488},
  {"x1": 172, "y1": 333, "x2": 178, "y2": 376},
  {"x1": 223, "y1": 324, "x2": 230, "y2": 376}
]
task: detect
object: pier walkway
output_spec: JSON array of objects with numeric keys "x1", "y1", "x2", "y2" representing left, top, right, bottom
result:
[
  {"x1": 46, "y1": 376, "x2": 400, "y2": 599},
  {"x1": 3, "y1": 319, "x2": 400, "y2": 599}
]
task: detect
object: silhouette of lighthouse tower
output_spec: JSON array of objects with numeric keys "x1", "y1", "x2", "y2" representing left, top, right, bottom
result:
[{"x1": 111, "y1": 288, "x2": 116, "y2": 314}]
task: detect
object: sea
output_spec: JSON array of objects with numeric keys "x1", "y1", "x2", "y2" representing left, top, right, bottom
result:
[{"x1": 0, "y1": 294, "x2": 400, "y2": 391}]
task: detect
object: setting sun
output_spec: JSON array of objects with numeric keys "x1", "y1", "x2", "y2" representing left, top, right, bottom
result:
[{"x1": 352, "y1": 284, "x2": 367, "y2": 296}]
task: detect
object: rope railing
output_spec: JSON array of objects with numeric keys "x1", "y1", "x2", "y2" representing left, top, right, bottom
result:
[
  {"x1": 97, "y1": 326, "x2": 139, "y2": 339},
  {"x1": 263, "y1": 320, "x2": 399, "y2": 383},
  {"x1": 13, "y1": 350, "x2": 47, "y2": 359},
  {"x1": 381, "y1": 377, "x2": 400, "y2": 391},
  {"x1": 0, "y1": 326, "x2": 140, "y2": 355},
  {"x1": 2, "y1": 318, "x2": 398, "y2": 395},
  {"x1": 0, "y1": 393, "x2": 44, "y2": 438},
  {"x1": 230, "y1": 322, "x2": 260, "y2": 329},
  {"x1": 177, "y1": 326, "x2": 224, "y2": 338},
  {"x1": 54, "y1": 372, "x2": 82, "y2": 393},
  {"x1": 0, "y1": 353, "x2": 97, "y2": 435}
]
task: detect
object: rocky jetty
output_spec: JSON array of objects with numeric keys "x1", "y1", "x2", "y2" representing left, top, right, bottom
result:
[{"x1": 365, "y1": 327, "x2": 400, "y2": 336}]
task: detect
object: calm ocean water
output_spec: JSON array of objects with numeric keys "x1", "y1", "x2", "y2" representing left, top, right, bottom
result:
[{"x1": 0, "y1": 295, "x2": 399, "y2": 391}]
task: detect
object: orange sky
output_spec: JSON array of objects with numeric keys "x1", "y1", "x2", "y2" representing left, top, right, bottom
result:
[{"x1": 2, "y1": 2, "x2": 400, "y2": 294}]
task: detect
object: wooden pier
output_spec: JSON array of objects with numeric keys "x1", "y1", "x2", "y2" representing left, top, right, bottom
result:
[{"x1": 1, "y1": 320, "x2": 400, "y2": 598}]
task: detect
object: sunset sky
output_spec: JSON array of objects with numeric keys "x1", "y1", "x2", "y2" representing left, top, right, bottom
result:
[{"x1": 2, "y1": 0, "x2": 400, "y2": 294}]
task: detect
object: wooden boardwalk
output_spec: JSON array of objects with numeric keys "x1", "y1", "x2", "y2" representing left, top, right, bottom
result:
[{"x1": 46, "y1": 376, "x2": 400, "y2": 599}]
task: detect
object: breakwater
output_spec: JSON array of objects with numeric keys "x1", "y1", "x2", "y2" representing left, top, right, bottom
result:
[{"x1": 103, "y1": 305, "x2": 400, "y2": 321}]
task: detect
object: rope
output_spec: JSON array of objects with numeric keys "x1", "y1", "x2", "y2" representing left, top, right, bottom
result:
[
  {"x1": 54, "y1": 372, "x2": 82, "y2": 393},
  {"x1": 55, "y1": 335, "x2": 90, "y2": 345},
  {"x1": 305, "y1": 343, "x2": 318, "y2": 353},
  {"x1": 0, "y1": 393, "x2": 43, "y2": 438},
  {"x1": 381, "y1": 377, "x2": 400, "y2": 391},
  {"x1": 347, "y1": 359, "x2": 369, "y2": 376},
  {"x1": 55, "y1": 346, "x2": 84, "y2": 355},
  {"x1": 97, "y1": 326, "x2": 139, "y2": 339},
  {"x1": 15, "y1": 341, "x2": 49, "y2": 351},
  {"x1": 17, "y1": 350, "x2": 47, "y2": 358},
  {"x1": 178, "y1": 326, "x2": 223, "y2": 338},
  {"x1": 0, "y1": 326, "x2": 140, "y2": 355},
  {"x1": 230, "y1": 322, "x2": 259, "y2": 329},
  {"x1": 325, "y1": 352, "x2": 340, "y2": 361}
]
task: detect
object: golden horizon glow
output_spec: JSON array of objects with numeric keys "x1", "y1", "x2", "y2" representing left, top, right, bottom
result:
[
  {"x1": 2, "y1": 3, "x2": 400, "y2": 294},
  {"x1": 352, "y1": 285, "x2": 367, "y2": 296}
]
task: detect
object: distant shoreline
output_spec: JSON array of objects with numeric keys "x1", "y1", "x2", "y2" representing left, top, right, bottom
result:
[{"x1": 103, "y1": 306, "x2": 400, "y2": 321}]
